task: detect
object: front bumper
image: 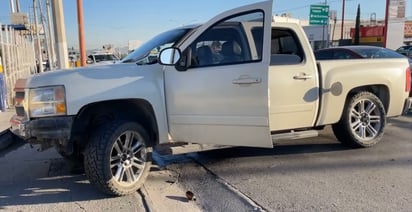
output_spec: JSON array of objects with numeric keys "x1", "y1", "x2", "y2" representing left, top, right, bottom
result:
[
  {"x1": 403, "y1": 97, "x2": 412, "y2": 115},
  {"x1": 10, "y1": 115, "x2": 74, "y2": 142}
]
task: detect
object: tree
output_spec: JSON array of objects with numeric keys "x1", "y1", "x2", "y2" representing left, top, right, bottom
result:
[{"x1": 354, "y1": 4, "x2": 361, "y2": 45}]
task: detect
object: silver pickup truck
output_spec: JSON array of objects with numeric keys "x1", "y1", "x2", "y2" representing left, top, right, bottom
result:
[{"x1": 10, "y1": 0, "x2": 412, "y2": 196}]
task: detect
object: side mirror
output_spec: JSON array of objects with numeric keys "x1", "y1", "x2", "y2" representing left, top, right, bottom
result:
[{"x1": 159, "y1": 47, "x2": 181, "y2": 65}]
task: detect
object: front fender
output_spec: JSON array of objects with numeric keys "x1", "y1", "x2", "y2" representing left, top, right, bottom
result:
[{"x1": 27, "y1": 64, "x2": 169, "y2": 143}]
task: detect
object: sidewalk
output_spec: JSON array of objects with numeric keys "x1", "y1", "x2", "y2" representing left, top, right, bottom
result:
[{"x1": 0, "y1": 108, "x2": 13, "y2": 131}]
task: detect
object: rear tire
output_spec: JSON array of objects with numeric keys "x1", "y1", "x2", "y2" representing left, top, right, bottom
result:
[
  {"x1": 332, "y1": 92, "x2": 386, "y2": 148},
  {"x1": 84, "y1": 121, "x2": 152, "y2": 196}
]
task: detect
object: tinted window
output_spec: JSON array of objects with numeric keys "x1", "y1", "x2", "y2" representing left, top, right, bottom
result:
[
  {"x1": 351, "y1": 48, "x2": 406, "y2": 59},
  {"x1": 314, "y1": 50, "x2": 333, "y2": 60},
  {"x1": 332, "y1": 50, "x2": 355, "y2": 59},
  {"x1": 251, "y1": 27, "x2": 263, "y2": 59}
]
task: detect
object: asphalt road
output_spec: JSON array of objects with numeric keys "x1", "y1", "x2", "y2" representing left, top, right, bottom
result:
[
  {"x1": 163, "y1": 113, "x2": 412, "y2": 211},
  {"x1": 0, "y1": 113, "x2": 410, "y2": 211}
]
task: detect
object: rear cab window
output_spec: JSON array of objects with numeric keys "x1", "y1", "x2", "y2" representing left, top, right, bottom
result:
[{"x1": 270, "y1": 28, "x2": 305, "y2": 65}]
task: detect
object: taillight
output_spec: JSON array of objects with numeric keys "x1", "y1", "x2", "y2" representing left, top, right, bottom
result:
[{"x1": 406, "y1": 67, "x2": 411, "y2": 92}]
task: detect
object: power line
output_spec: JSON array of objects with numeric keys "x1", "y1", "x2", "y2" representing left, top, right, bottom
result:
[{"x1": 273, "y1": 0, "x2": 341, "y2": 14}]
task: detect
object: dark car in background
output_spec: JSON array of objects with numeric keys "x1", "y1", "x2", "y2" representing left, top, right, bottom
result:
[
  {"x1": 314, "y1": 45, "x2": 412, "y2": 97},
  {"x1": 396, "y1": 45, "x2": 412, "y2": 58},
  {"x1": 315, "y1": 45, "x2": 409, "y2": 60}
]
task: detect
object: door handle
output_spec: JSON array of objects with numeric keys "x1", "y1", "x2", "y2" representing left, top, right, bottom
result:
[
  {"x1": 293, "y1": 73, "x2": 313, "y2": 80},
  {"x1": 232, "y1": 77, "x2": 262, "y2": 84}
]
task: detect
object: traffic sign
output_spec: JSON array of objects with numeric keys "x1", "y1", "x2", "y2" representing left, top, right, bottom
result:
[{"x1": 310, "y1": 4, "x2": 329, "y2": 25}]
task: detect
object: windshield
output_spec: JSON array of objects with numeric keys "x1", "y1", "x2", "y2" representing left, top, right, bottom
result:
[
  {"x1": 122, "y1": 28, "x2": 191, "y2": 64},
  {"x1": 94, "y1": 54, "x2": 119, "y2": 62}
]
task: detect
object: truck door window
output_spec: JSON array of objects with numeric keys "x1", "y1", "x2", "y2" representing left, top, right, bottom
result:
[
  {"x1": 270, "y1": 28, "x2": 304, "y2": 65},
  {"x1": 251, "y1": 27, "x2": 263, "y2": 59},
  {"x1": 186, "y1": 11, "x2": 264, "y2": 68}
]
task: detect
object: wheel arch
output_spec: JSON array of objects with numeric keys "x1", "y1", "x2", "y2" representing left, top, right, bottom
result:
[
  {"x1": 317, "y1": 84, "x2": 389, "y2": 126},
  {"x1": 70, "y1": 99, "x2": 159, "y2": 152},
  {"x1": 345, "y1": 84, "x2": 390, "y2": 113}
]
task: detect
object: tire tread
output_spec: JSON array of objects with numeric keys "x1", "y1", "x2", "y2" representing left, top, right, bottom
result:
[
  {"x1": 84, "y1": 121, "x2": 151, "y2": 196},
  {"x1": 332, "y1": 91, "x2": 386, "y2": 148}
]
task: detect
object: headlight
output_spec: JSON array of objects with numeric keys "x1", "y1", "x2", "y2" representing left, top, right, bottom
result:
[{"x1": 28, "y1": 86, "x2": 67, "y2": 117}]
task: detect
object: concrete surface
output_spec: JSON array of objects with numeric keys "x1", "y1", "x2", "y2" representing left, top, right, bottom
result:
[
  {"x1": 2, "y1": 108, "x2": 411, "y2": 211},
  {"x1": 0, "y1": 109, "x2": 14, "y2": 150},
  {"x1": 0, "y1": 109, "x2": 201, "y2": 211},
  {"x1": 0, "y1": 109, "x2": 13, "y2": 132}
]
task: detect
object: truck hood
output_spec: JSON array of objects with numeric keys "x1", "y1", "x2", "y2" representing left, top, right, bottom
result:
[
  {"x1": 26, "y1": 63, "x2": 161, "y2": 88},
  {"x1": 25, "y1": 63, "x2": 166, "y2": 116}
]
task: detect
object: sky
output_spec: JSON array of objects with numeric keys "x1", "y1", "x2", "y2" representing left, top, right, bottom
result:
[{"x1": 0, "y1": 0, "x2": 411, "y2": 49}]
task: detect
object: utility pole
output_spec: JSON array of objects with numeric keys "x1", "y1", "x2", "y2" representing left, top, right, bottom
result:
[
  {"x1": 15, "y1": 0, "x2": 21, "y2": 12},
  {"x1": 340, "y1": 0, "x2": 345, "y2": 40},
  {"x1": 33, "y1": 0, "x2": 44, "y2": 73},
  {"x1": 9, "y1": 0, "x2": 15, "y2": 13},
  {"x1": 38, "y1": 0, "x2": 51, "y2": 71},
  {"x1": 383, "y1": 0, "x2": 390, "y2": 48},
  {"x1": 77, "y1": 0, "x2": 86, "y2": 66},
  {"x1": 322, "y1": 0, "x2": 328, "y2": 48},
  {"x1": 51, "y1": 0, "x2": 69, "y2": 69},
  {"x1": 332, "y1": 16, "x2": 337, "y2": 45},
  {"x1": 46, "y1": 0, "x2": 55, "y2": 70}
]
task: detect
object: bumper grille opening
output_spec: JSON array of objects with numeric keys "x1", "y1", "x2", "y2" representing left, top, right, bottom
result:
[
  {"x1": 16, "y1": 106, "x2": 25, "y2": 117},
  {"x1": 15, "y1": 91, "x2": 25, "y2": 117}
]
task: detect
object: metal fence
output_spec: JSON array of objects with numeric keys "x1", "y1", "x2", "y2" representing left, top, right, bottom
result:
[{"x1": 0, "y1": 23, "x2": 37, "y2": 111}]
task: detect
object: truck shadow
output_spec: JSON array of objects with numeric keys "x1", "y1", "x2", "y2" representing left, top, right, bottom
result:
[
  {"x1": 154, "y1": 130, "x2": 351, "y2": 167},
  {"x1": 0, "y1": 141, "x2": 130, "y2": 209},
  {"x1": 0, "y1": 158, "x2": 114, "y2": 209},
  {"x1": 387, "y1": 112, "x2": 412, "y2": 131}
]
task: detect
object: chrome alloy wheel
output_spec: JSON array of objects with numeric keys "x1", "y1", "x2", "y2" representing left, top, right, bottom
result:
[
  {"x1": 350, "y1": 99, "x2": 382, "y2": 141},
  {"x1": 110, "y1": 130, "x2": 147, "y2": 185}
]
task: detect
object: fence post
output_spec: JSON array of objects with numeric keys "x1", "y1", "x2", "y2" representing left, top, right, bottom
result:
[
  {"x1": 0, "y1": 22, "x2": 6, "y2": 111},
  {"x1": 0, "y1": 73, "x2": 6, "y2": 112},
  {"x1": 0, "y1": 24, "x2": 36, "y2": 110}
]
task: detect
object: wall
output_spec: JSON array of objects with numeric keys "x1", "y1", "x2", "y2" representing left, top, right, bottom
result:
[{"x1": 386, "y1": 21, "x2": 405, "y2": 49}]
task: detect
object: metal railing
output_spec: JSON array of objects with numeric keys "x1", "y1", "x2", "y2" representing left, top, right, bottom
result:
[{"x1": 0, "y1": 23, "x2": 37, "y2": 111}]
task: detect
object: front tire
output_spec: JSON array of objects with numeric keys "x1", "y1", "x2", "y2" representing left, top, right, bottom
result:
[
  {"x1": 84, "y1": 121, "x2": 152, "y2": 196},
  {"x1": 332, "y1": 92, "x2": 386, "y2": 148}
]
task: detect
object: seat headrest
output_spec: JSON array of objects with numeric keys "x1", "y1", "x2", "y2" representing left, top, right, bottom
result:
[{"x1": 222, "y1": 41, "x2": 241, "y2": 56}]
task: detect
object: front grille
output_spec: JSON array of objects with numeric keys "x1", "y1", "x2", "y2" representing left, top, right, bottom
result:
[{"x1": 15, "y1": 91, "x2": 24, "y2": 100}]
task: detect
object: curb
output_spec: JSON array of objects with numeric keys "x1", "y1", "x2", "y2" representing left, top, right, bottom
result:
[{"x1": 0, "y1": 129, "x2": 13, "y2": 150}]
